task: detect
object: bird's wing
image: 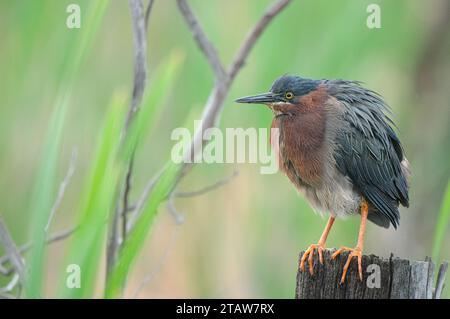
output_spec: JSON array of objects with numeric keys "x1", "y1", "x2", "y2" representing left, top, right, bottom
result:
[{"x1": 329, "y1": 81, "x2": 409, "y2": 228}]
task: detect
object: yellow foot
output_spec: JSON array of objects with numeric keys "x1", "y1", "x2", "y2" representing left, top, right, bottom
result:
[
  {"x1": 300, "y1": 243, "x2": 325, "y2": 275},
  {"x1": 331, "y1": 246, "x2": 363, "y2": 283}
]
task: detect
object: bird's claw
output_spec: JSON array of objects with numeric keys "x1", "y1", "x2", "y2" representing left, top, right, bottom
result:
[
  {"x1": 331, "y1": 246, "x2": 363, "y2": 284},
  {"x1": 300, "y1": 243, "x2": 325, "y2": 275}
]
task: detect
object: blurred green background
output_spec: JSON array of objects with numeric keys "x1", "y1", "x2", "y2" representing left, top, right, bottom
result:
[{"x1": 0, "y1": 0, "x2": 449, "y2": 298}]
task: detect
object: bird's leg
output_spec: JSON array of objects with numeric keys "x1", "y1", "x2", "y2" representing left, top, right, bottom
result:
[
  {"x1": 300, "y1": 216, "x2": 335, "y2": 275},
  {"x1": 331, "y1": 199, "x2": 369, "y2": 283}
]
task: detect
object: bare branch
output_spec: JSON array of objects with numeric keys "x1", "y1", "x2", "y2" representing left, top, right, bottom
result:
[
  {"x1": 0, "y1": 226, "x2": 77, "y2": 276},
  {"x1": 0, "y1": 218, "x2": 26, "y2": 285},
  {"x1": 167, "y1": 192, "x2": 185, "y2": 225},
  {"x1": 0, "y1": 262, "x2": 8, "y2": 276},
  {"x1": 128, "y1": 168, "x2": 237, "y2": 229},
  {"x1": 0, "y1": 151, "x2": 78, "y2": 292},
  {"x1": 175, "y1": 169, "x2": 238, "y2": 198},
  {"x1": 228, "y1": 0, "x2": 291, "y2": 81},
  {"x1": 128, "y1": 0, "x2": 291, "y2": 232},
  {"x1": 126, "y1": 0, "x2": 149, "y2": 127},
  {"x1": 145, "y1": 0, "x2": 156, "y2": 30},
  {"x1": 0, "y1": 149, "x2": 78, "y2": 281},
  {"x1": 106, "y1": 205, "x2": 121, "y2": 277},
  {"x1": 45, "y1": 147, "x2": 78, "y2": 232},
  {"x1": 181, "y1": 84, "x2": 228, "y2": 166},
  {"x1": 176, "y1": 0, "x2": 226, "y2": 80},
  {"x1": 179, "y1": 0, "x2": 291, "y2": 173},
  {"x1": 126, "y1": 204, "x2": 136, "y2": 212},
  {"x1": 107, "y1": 0, "x2": 149, "y2": 280},
  {"x1": 43, "y1": 227, "x2": 77, "y2": 244},
  {"x1": 0, "y1": 274, "x2": 19, "y2": 295},
  {"x1": 122, "y1": 157, "x2": 134, "y2": 241},
  {"x1": 126, "y1": 167, "x2": 164, "y2": 232}
]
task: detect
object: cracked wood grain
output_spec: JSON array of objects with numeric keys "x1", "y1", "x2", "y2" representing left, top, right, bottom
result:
[{"x1": 296, "y1": 249, "x2": 447, "y2": 299}]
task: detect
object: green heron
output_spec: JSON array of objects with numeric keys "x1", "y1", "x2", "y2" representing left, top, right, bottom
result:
[{"x1": 236, "y1": 75, "x2": 410, "y2": 283}]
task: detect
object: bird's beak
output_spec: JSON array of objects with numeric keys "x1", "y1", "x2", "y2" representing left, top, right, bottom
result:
[{"x1": 235, "y1": 92, "x2": 280, "y2": 104}]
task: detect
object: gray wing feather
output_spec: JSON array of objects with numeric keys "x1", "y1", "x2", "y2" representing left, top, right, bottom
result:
[{"x1": 328, "y1": 80, "x2": 409, "y2": 228}]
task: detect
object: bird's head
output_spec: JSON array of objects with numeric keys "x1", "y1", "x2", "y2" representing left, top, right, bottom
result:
[{"x1": 235, "y1": 75, "x2": 323, "y2": 115}]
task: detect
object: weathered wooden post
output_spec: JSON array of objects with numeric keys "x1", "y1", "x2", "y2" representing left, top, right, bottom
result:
[{"x1": 296, "y1": 249, "x2": 448, "y2": 299}]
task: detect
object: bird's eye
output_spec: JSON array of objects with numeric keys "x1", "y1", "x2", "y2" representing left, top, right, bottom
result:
[{"x1": 285, "y1": 92, "x2": 294, "y2": 100}]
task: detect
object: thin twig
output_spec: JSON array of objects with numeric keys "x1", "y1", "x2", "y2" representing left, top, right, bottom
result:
[
  {"x1": 145, "y1": 0, "x2": 155, "y2": 29},
  {"x1": 0, "y1": 262, "x2": 8, "y2": 276},
  {"x1": 122, "y1": 157, "x2": 134, "y2": 242},
  {"x1": 45, "y1": 147, "x2": 78, "y2": 232},
  {"x1": 125, "y1": 0, "x2": 149, "y2": 128},
  {"x1": 106, "y1": 204, "x2": 121, "y2": 277},
  {"x1": 0, "y1": 218, "x2": 26, "y2": 285},
  {"x1": 0, "y1": 274, "x2": 19, "y2": 294},
  {"x1": 179, "y1": 0, "x2": 291, "y2": 170},
  {"x1": 174, "y1": 170, "x2": 238, "y2": 198},
  {"x1": 107, "y1": 0, "x2": 151, "y2": 283},
  {"x1": 127, "y1": 167, "x2": 165, "y2": 232},
  {"x1": 128, "y1": 169, "x2": 238, "y2": 229},
  {"x1": 0, "y1": 150, "x2": 78, "y2": 293},
  {"x1": 128, "y1": 0, "x2": 291, "y2": 229},
  {"x1": 228, "y1": 0, "x2": 292, "y2": 81},
  {"x1": 176, "y1": 0, "x2": 226, "y2": 81},
  {"x1": 120, "y1": 0, "x2": 153, "y2": 232},
  {"x1": 0, "y1": 226, "x2": 78, "y2": 276},
  {"x1": 167, "y1": 192, "x2": 185, "y2": 225}
]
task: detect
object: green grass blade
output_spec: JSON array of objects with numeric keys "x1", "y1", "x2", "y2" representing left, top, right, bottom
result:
[
  {"x1": 25, "y1": 96, "x2": 67, "y2": 298},
  {"x1": 432, "y1": 177, "x2": 450, "y2": 261},
  {"x1": 59, "y1": 92, "x2": 127, "y2": 298},
  {"x1": 121, "y1": 51, "x2": 184, "y2": 162},
  {"x1": 60, "y1": 0, "x2": 110, "y2": 91},
  {"x1": 105, "y1": 162, "x2": 181, "y2": 298},
  {"x1": 104, "y1": 53, "x2": 183, "y2": 298},
  {"x1": 60, "y1": 51, "x2": 182, "y2": 298},
  {"x1": 25, "y1": 0, "x2": 109, "y2": 298}
]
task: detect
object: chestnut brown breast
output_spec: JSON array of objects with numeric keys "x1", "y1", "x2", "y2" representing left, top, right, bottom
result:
[{"x1": 271, "y1": 87, "x2": 328, "y2": 188}]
